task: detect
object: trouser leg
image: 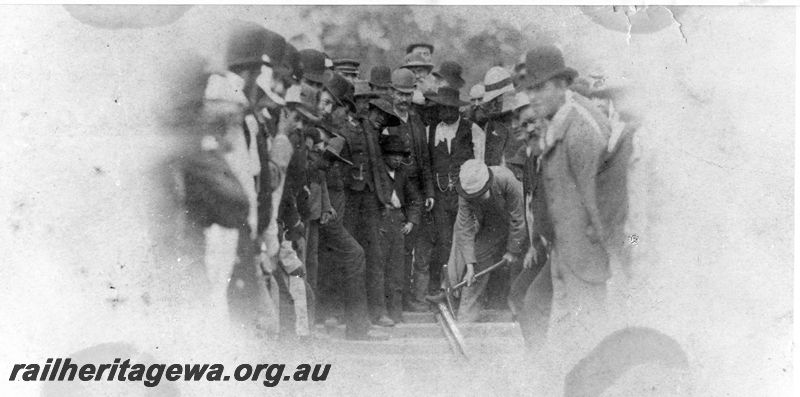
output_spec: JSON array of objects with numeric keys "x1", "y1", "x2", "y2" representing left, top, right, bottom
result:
[
  {"x1": 402, "y1": 226, "x2": 416, "y2": 308},
  {"x1": 347, "y1": 191, "x2": 386, "y2": 320},
  {"x1": 321, "y1": 219, "x2": 370, "y2": 337},
  {"x1": 433, "y1": 190, "x2": 458, "y2": 288},
  {"x1": 457, "y1": 234, "x2": 505, "y2": 323},
  {"x1": 519, "y1": 260, "x2": 553, "y2": 351},
  {"x1": 381, "y1": 209, "x2": 406, "y2": 322},
  {"x1": 306, "y1": 220, "x2": 319, "y2": 291}
]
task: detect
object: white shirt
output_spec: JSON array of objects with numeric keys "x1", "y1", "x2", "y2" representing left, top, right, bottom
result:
[
  {"x1": 434, "y1": 117, "x2": 486, "y2": 161},
  {"x1": 387, "y1": 170, "x2": 402, "y2": 208}
]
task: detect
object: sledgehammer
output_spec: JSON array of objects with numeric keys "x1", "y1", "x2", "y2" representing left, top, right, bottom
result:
[{"x1": 425, "y1": 258, "x2": 509, "y2": 359}]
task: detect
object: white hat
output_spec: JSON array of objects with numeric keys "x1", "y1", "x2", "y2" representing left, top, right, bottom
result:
[
  {"x1": 482, "y1": 67, "x2": 515, "y2": 104},
  {"x1": 512, "y1": 92, "x2": 530, "y2": 112},
  {"x1": 469, "y1": 84, "x2": 485, "y2": 101},
  {"x1": 457, "y1": 159, "x2": 493, "y2": 199}
]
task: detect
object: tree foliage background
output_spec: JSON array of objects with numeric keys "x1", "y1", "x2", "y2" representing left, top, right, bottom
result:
[{"x1": 293, "y1": 5, "x2": 559, "y2": 93}]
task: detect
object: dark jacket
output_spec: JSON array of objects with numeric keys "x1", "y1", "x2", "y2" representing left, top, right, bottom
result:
[
  {"x1": 382, "y1": 165, "x2": 422, "y2": 226},
  {"x1": 385, "y1": 110, "x2": 435, "y2": 200},
  {"x1": 428, "y1": 119, "x2": 475, "y2": 192},
  {"x1": 540, "y1": 91, "x2": 612, "y2": 283}
]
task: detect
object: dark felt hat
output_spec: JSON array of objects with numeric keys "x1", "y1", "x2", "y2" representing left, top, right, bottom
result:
[
  {"x1": 369, "y1": 65, "x2": 392, "y2": 89},
  {"x1": 323, "y1": 72, "x2": 355, "y2": 111},
  {"x1": 323, "y1": 136, "x2": 354, "y2": 166},
  {"x1": 226, "y1": 21, "x2": 286, "y2": 69},
  {"x1": 433, "y1": 61, "x2": 465, "y2": 89},
  {"x1": 368, "y1": 97, "x2": 401, "y2": 127},
  {"x1": 353, "y1": 79, "x2": 379, "y2": 99},
  {"x1": 276, "y1": 43, "x2": 301, "y2": 81},
  {"x1": 426, "y1": 86, "x2": 469, "y2": 108},
  {"x1": 298, "y1": 49, "x2": 328, "y2": 84},
  {"x1": 381, "y1": 134, "x2": 410, "y2": 155},
  {"x1": 525, "y1": 45, "x2": 578, "y2": 89}
]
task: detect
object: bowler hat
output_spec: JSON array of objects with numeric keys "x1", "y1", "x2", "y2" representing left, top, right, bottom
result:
[
  {"x1": 525, "y1": 45, "x2": 578, "y2": 89},
  {"x1": 323, "y1": 72, "x2": 355, "y2": 111},
  {"x1": 353, "y1": 79, "x2": 378, "y2": 99},
  {"x1": 284, "y1": 84, "x2": 319, "y2": 122},
  {"x1": 226, "y1": 21, "x2": 286, "y2": 69},
  {"x1": 405, "y1": 42, "x2": 434, "y2": 55},
  {"x1": 433, "y1": 61, "x2": 465, "y2": 89},
  {"x1": 426, "y1": 86, "x2": 469, "y2": 108},
  {"x1": 298, "y1": 49, "x2": 328, "y2": 84},
  {"x1": 380, "y1": 134, "x2": 409, "y2": 155},
  {"x1": 368, "y1": 97, "x2": 401, "y2": 127},
  {"x1": 399, "y1": 53, "x2": 434, "y2": 71},
  {"x1": 323, "y1": 136, "x2": 354, "y2": 166},
  {"x1": 391, "y1": 68, "x2": 415, "y2": 94},
  {"x1": 369, "y1": 65, "x2": 392, "y2": 89},
  {"x1": 482, "y1": 66, "x2": 515, "y2": 104},
  {"x1": 457, "y1": 159, "x2": 494, "y2": 199}
]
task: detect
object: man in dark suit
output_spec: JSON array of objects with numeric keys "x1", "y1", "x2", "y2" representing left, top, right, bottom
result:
[
  {"x1": 378, "y1": 135, "x2": 421, "y2": 323},
  {"x1": 385, "y1": 68, "x2": 435, "y2": 311}
]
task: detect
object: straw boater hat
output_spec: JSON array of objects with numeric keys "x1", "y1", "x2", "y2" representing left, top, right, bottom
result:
[
  {"x1": 469, "y1": 84, "x2": 485, "y2": 102},
  {"x1": 426, "y1": 86, "x2": 469, "y2": 108},
  {"x1": 405, "y1": 42, "x2": 434, "y2": 55},
  {"x1": 432, "y1": 61, "x2": 465, "y2": 89},
  {"x1": 368, "y1": 97, "x2": 402, "y2": 127},
  {"x1": 512, "y1": 91, "x2": 531, "y2": 113},
  {"x1": 457, "y1": 159, "x2": 493, "y2": 199},
  {"x1": 399, "y1": 53, "x2": 434, "y2": 72},
  {"x1": 482, "y1": 66, "x2": 515, "y2": 104},
  {"x1": 333, "y1": 58, "x2": 360, "y2": 72},
  {"x1": 391, "y1": 68, "x2": 415, "y2": 94},
  {"x1": 525, "y1": 45, "x2": 578, "y2": 88},
  {"x1": 284, "y1": 84, "x2": 319, "y2": 122}
]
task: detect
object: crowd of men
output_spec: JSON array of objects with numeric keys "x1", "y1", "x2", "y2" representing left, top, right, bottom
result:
[{"x1": 167, "y1": 19, "x2": 633, "y2": 347}]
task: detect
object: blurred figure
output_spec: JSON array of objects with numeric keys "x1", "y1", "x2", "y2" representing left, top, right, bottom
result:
[
  {"x1": 520, "y1": 45, "x2": 613, "y2": 351},
  {"x1": 298, "y1": 49, "x2": 328, "y2": 91},
  {"x1": 353, "y1": 79, "x2": 379, "y2": 117},
  {"x1": 432, "y1": 61, "x2": 466, "y2": 90},
  {"x1": 399, "y1": 53, "x2": 435, "y2": 105}
]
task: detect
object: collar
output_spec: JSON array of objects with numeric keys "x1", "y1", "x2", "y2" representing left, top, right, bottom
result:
[{"x1": 542, "y1": 90, "x2": 575, "y2": 153}]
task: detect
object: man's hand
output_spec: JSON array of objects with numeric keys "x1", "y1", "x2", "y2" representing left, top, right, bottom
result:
[
  {"x1": 523, "y1": 247, "x2": 537, "y2": 270},
  {"x1": 424, "y1": 197, "x2": 435, "y2": 211},
  {"x1": 502, "y1": 252, "x2": 519, "y2": 266},
  {"x1": 401, "y1": 222, "x2": 414, "y2": 235},
  {"x1": 320, "y1": 209, "x2": 336, "y2": 225},
  {"x1": 463, "y1": 263, "x2": 476, "y2": 287}
]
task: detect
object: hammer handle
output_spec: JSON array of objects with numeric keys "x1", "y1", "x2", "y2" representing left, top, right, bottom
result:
[{"x1": 450, "y1": 259, "x2": 508, "y2": 292}]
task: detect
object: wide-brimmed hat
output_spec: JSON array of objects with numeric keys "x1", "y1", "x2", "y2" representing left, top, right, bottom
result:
[
  {"x1": 399, "y1": 53, "x2": 434, "y2": 71},
  {"x1": 298, "y1": 49, "x2": 328, "y2": 84},
  {"x1": 498, "y1": 91, "x2": 520, "y2": 114},
  {"x1": 426, "y1": 86, "x2": 469, "y2": 108},
  {"x1": 323, "y1": 72, "x2": 355, "y2": 111},
  {"x1": 285, "y1": 84, "x2": 319, "y2": 122},
  {"x1": 482, "y1": 67, "x2": 515, "y2": 104},
  {"x1": 405, "y1": 42, "x2": 434, "y2": 55},
  {"x1": 469, "y1": 84, "x2": 485, "y2": 101},
  {"x1": 368, "y1": 65, "x2": 392, "y2": 89},
  {"x1": 323, "y1": 136, "x2": 353, "y2": 166},
  {"x1": 525, "y1": 45, "x2": 578, "y2": 89},
  {"x1": 391, "y1": 68, "x2": 415, "y2": 94},
  {"x1": 457, "y1": 159, "x2": 494, "y2": 199},
  {"x1": 368, "y1": 97, "x2": 401, "y2": 127},
  {"x1": 380, "y1": 134, "x2": 409, "y2": 156},
  {"x1": 275, "y1": 43, "x2": 301, "y2": 81},
  {"x1": 226, "y1": 21, "x2": 286, "y2": 69},
  {"x1": 433, "y1": 61, "x2": 465, "y2": 89}
]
